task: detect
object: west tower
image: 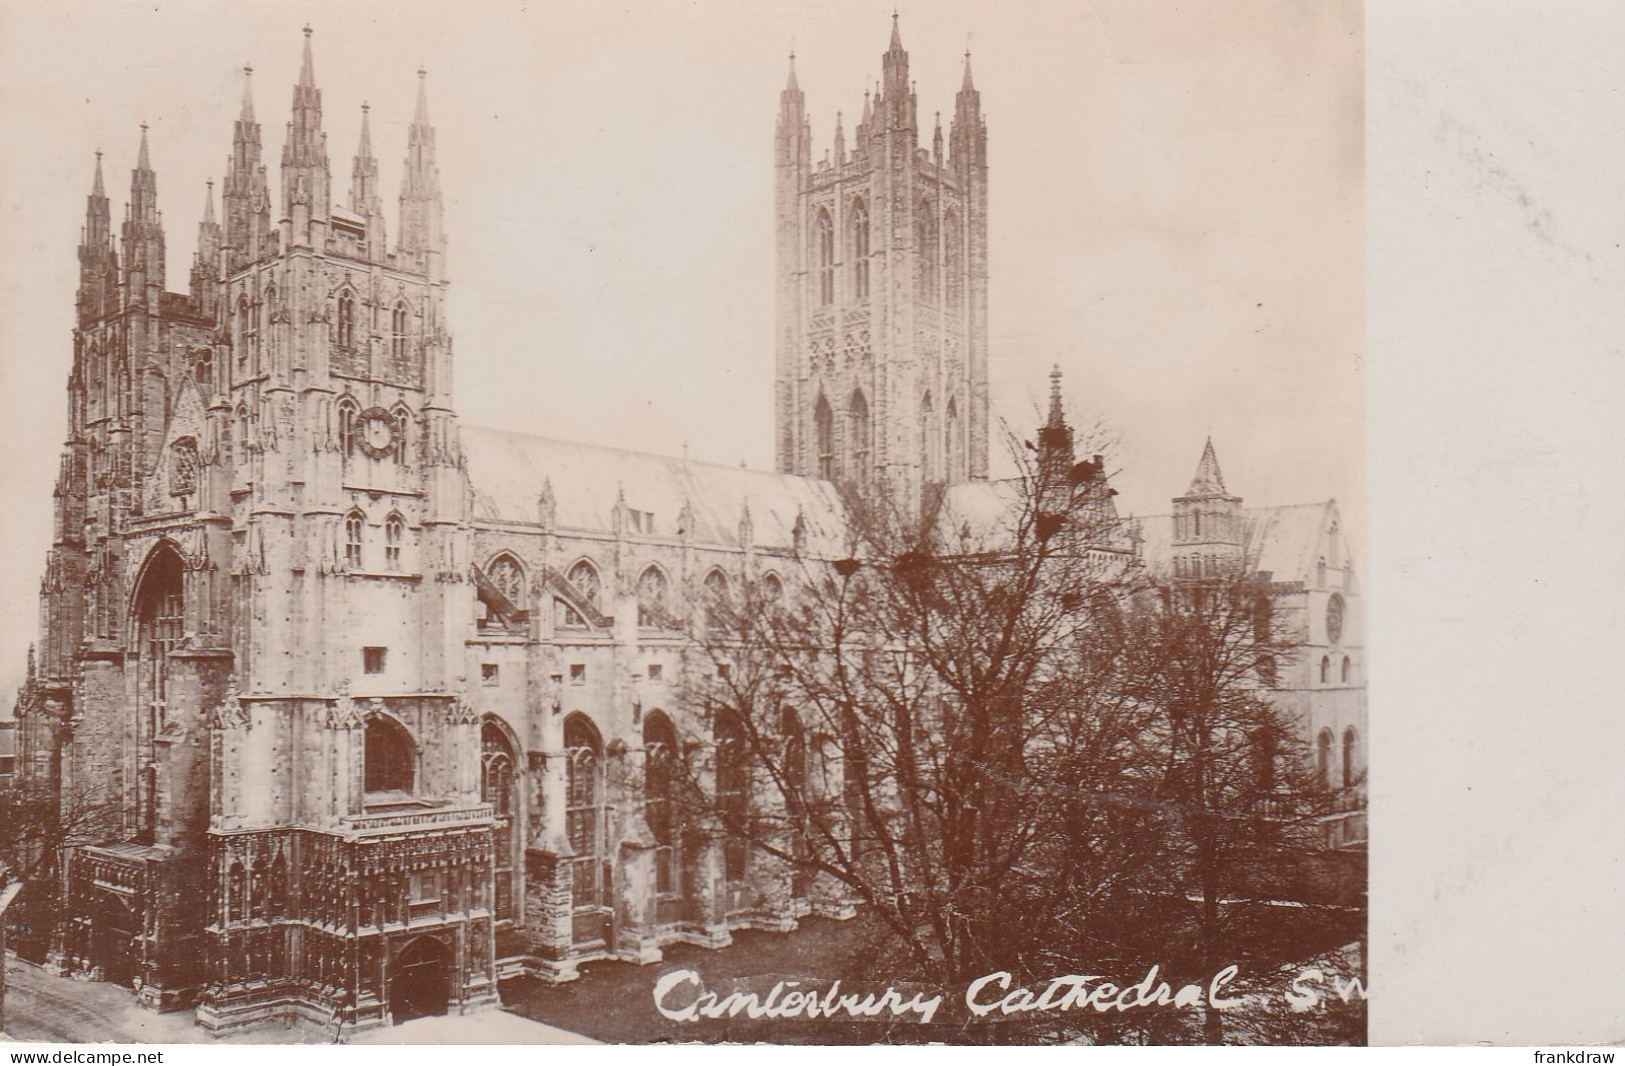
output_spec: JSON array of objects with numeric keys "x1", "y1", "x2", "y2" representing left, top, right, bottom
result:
[{"x1": 774, "y1": 17, "x2": 989, "y2": 500}]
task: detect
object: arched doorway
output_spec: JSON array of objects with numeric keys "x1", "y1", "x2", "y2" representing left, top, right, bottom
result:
[
  {"x1": 93, "y1": 893, "x2": 140, "y2": 988},
  {"x1": 389, "y1": 935, "x2": 452, "y2": 1022}
]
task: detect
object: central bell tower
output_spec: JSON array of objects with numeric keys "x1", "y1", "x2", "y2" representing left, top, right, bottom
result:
[{"x1": 774, "y1": 16, "x2": 990, "y2": 500}]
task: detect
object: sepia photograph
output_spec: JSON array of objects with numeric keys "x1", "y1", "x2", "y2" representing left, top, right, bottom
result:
[{"x1": 0, "y1": 0, "x2": 1367, "y2": 1046}]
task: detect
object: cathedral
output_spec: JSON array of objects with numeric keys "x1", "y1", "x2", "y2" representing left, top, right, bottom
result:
[{"x1": 9, "y1": 18, "x2": 1362, "y2": 1036}]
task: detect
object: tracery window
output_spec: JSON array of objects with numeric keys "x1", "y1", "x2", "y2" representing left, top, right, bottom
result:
[
  {"x1": 337, "y1": 291, "x2": 357, "y2": 349},
  {"x1": 384, "y1": 513, "x2": 404, "y2": 571},
  {"x1": 391, "y1": 404, "x2": 410, "y2": 464},
  {"x1": 643, "y1": 711, "x2": 679, "y2": 896},
  {"x1": 345, "y1": 511, "x2": 365, "y2": 570},
  {"x1": 915, "y1": 198, "x2": 938, "y2": 302},
  {"x1": 391, "y1": 302, "x2": 409, "y2": 360},
  {"x1": 134, "y1": 544, "x2": 184, "y2": 842},
  {"x1": 815, "y1": 394, "x2": 835, "y2": 480},
  {"x1": 488, "y1": 554, "x2": 525, "y2": 605},
  {"x1": 337, "y1": 398, "x2": 359, "y2": 458},
  {"x1": 637, "y1": 566, "x2": 668, "y2": 628},
  {"x1": 567, "y1": 559, "x2": 601, "y2": 610},
  {"x1": 850, "y1": 199, "x2": 870, "y2": 300},
  {"x1": 703, "y1": 569, "x2": 730, "y2": 630},
  {"x1": 565, "y1": 715, "x2": 605, "y2": 910},
  {"x1": 816, "y1": 209, "x2": 835, "y2": 306},
  {"x1": 847, "y1": 389, "x2": 871, "y2": 479},
  {"x1": 364, "y1": 714, "x2": 415, "y2": 794},
  {"x1": 714, "y1": 709, "x2": 750, "y2": 883},
  {"x1": 481, "y1": 719, "x2": 519, "y2": 921}
]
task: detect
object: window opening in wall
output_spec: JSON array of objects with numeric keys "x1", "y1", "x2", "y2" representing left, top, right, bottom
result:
[
  {"x1": 364, "y1": 646, "x2": 387, "y2": 675},
  {"x1": 481, "y1": 663, "x2": 499, "y2": 686},
  {"x1": 570, "y1": 663, "x2": 586, "y2": 684}
]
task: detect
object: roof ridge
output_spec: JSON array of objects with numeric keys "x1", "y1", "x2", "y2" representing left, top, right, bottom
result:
[{"x1": 461, "y1": 423, "x2": 823, "y2": 483}]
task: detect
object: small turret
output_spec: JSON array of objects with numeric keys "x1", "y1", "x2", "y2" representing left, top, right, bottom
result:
[
  {"x1": 397, "y1": 68, "x2": 445, "y2": 271},
  {"x1": 281, "y1": 26, "x2": 331, "y2": 248},
  {"x1": 1172, "y1": 437, "x2": 1245, "y2": 579},
  {"x1": 190, "y1": 180, "x2": 223, "y2": 316},
  {"x1": 223, "y1": 64, "x2": 272, "y2": 271},
  {"x1": 350, "y1": 102, "x2": 387, "y2": 255},
  {"x1": 77, "y1": 151, "x2": 117, "y2": 324},
  {"x1": 121, "y1": 123, "x2": 166, "y2": 308}
]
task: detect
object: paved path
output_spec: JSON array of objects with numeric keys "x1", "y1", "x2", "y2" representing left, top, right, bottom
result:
[{"x1": 1, "y1": 958, "x2": 594, "y2": 1045}]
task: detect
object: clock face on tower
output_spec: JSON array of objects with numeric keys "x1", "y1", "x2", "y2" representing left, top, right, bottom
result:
[{"x1": 357, "y1": 407, "x2": 397, "y2": 459}]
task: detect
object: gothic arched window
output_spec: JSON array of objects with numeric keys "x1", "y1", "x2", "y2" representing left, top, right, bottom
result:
[
  {"x1": 487, "y1": 554, "x2": 526, "y2": 610},
  {"x1": 391, "y1": 404, "x2": 411, "y2": 464},
  {"x1": 345, "y1": 510, "x2": 365, "y2": 570},
  {"x1": 643, "y1": 710, "x2": 679, "y2": 895},
  {"x1": 915, "y1": 198, "x2": 938, "y2": 302},
  {"x1": 815, "y1": 393, "x2": 835, "y2": 480},
  {"x1": 847, "y1": 389, "x2": 871, "y2": 479},
  {"x1": 715, "y1": 709, "x2": 750, "y2": 883},
  {"x1": 850, "y1": 198, "x2": 870, "y2": 300},
  {"x1": 761, "y1": 572, "x2": 784, "y2": 605},
  {"x1": 1320, "y1": 655, "x2": 1331, "y2": 685},
  {"x1": 481, "y1": 718, "x2": 520, "y2": 921},
  {"x1": 364, "y1": 714, "x2": 415, "y2": 794},
  {"x1": 1316, "y1": 728, "x2": 1333, "y2": 790},
  {"x1": 816, "y1": 209, "x2": 835, "y2": 306},
  {"x1": 337, "y1": 291, "x2": 357, "y2": 349},
  {"x1": 1342, "y1": 727, "x2": 1359, "y2": 788},
  {"x1": 1342, "y1": 655, "x2": 1352, "y2": 684},
  {"x1": 567, "y1": 559, "x2": 601, "y2": 610},
  {"x1": 564, "y1": 714, "x2": 605, "y2": 911},
  {"x1": 637, "y1": 566, "x2": 669, "y2": 628},
  {"x1": 391, "y1": 302, "x2": 409, "y2": 360},
  {"x1": 945, "y1": 396, "x2": 962, "y2": 481},
  {"x1": 133, "y1": 543, "x2": 184, "y2": 841},
  {"x1": 337, "y1": 398, "x2": 359, "y2": 458},
  {"x1": 703, "y1": 569, "x2": 730, "y2": 630},
  {"x1": 384, "y1": 512, "x2": 405, "y2": 571}
]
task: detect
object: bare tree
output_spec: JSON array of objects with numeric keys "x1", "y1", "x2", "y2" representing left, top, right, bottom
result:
[
  {"x1": 1118, "y1": 569, "x2": 1347, "y2": 1042},
  {"x1": 676, "y1": 428, "x2": 1160, "y2": 988},
  {"x1": 0, "y1": 779, "x2": 120, "y2": 960}
]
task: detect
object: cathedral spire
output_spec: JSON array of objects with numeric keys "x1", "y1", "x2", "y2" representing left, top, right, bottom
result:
[
  {"x1": 281, "y1": 25, "x2": 330, "y2": 246},
  {"x1": 240, "y1": 61, "x2": 256, "y2": 124},
  {"x1": 78, "y1": 150, "x2": 116, "y2": 324},
  {"x1": 962, "y1": 48, "x2": 976, "y2": 91},
  {"x1": 1046, "y1": 364, "x2": 1065, "y2": 429},
  {"x1": 351, "y1": 102, "x2": 386, "y2": 255},
  {"x1": 123, "y1": 123, "x2": 165, "y2": 302},
  {"x1": 1186, "y1": 437, "x2": 1229, "y2": 497},
  {"x1": 298, "y1": 23, "x2": 316, "y2": 89},
  {"x1": 191, "y1": 179, "x2": 223, "y2": 314},
  {"x1": 398, "y1": 67, "x2": 445, "y2": 267},
  {"x1": 880, "y1": 13, "x2": 913, "y2": 130},
  {"x1": 224, "y1": 63, "x2": 272, "y2": 271}
]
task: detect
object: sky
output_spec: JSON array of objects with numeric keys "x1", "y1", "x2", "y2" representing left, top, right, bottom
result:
[{"x1": 0, "y1": 0, "x2": 1363, "y2": 705}]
